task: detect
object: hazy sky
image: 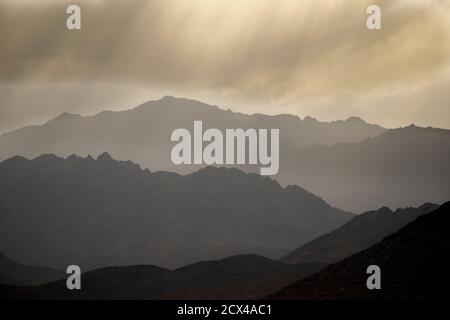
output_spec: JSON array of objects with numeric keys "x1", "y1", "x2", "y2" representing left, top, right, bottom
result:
[{"x1": 1, "y1": 0, "x2": 449, "y2": 133}]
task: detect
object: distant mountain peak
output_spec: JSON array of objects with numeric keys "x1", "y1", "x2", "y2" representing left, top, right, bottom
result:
[
  {"x1": 67, "y1": 154, "x2": 81, "y2": 161},
  {"x1": 417, "y1": 202, "x2": 439, "y2": 211},
  {"x1": 386, "y1": 124, "x2": 450, "y2": 136},
  {"x1": 1, "y1": 155, "x2": 28, "y2": 164},
  {"x1": 376, "y1": 206, "x2": 393, "y2": 214},
  {"x1": 134, "y1": 95, "x2": 220, "y2": 113},
  {"x1": 161, "y1": 95, "x2": 177, "y2": 101},
  {"x1": 158, "y1": 95, "x2": 206, "y2": 105},
  {"x1": 51, "y1": 112, "x2": 83, "y2": 122},
  {"x1": 33, "y1": 154, "x2": 62, "y2": 162},
  {"x1": 345, "y1": 116, "x2": 365, "y2": 124},
  {"x1": 303, "y1": 116, "x2": 317, "y2": 122},
  {"x1": 97, "y1": 152, "x2": 113, "y2": 162}
]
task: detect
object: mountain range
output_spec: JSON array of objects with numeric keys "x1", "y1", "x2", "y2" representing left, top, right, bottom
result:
[
  {"x1": 2, "y1": 96, "x2": 436, "y2": 212},
  {"x1": 0, "y1": 153, "x2": 352, "y2": 270},
  {"x1": 0, "y1": 96, "x2": 385, "y2": 163},
  {"x1": 280, "y1": 202, "x2": 439, "y2": 264},
  {"x1": 270, "y1": 201, "x2": 450, "y2": 299},
  {"x1": 0, "y1": 95, "x2": 448, "y2": 300},
  {"x1": 0, "y1": 254, "x2": 322, "y2": 300},
  {"x1": 279, "y1": 125, "x2": 450, "y2": 211},
  {"x1": 0, "y1": 254, "x2": 325, "y2": 300},
  {"x1": 1, "y1": 202, "x2": 447, "y2": 300}
]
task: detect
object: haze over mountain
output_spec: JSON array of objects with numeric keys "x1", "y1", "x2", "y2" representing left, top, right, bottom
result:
[
  {"x1": 0, "y1": 252, "x2": 63, "y2": 286},
  {"x1": 280, "y1": 203, "x2": 439, "y2": 265},
  {"x1": 270, "y1": 201, "x2": 450, "y2": 300},
  {"x1": 0, "y1": 97, "x2": 384, "y2": 210},
  {"x1": 0, "y1": 96, "x2": 385, "y2": 162},
  {"x1": 0, "y1": 254, "x2": 326, "y2": 300},
  {"x1": 280, "y1": 125, "x2": 450, "y2": 211},
  {"x1": 0, "y1": 97, "x2": 448, "y2": 212},
  {"x1": 0, "y1": 153, "x2": 352, "y2": 270}
]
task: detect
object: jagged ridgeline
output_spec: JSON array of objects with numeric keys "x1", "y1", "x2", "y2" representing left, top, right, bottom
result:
[
  {"x1": 0, "y1": 153, "x2": 352, "y2": 270},
  {"x1": 270, "y1": 202, "x2": 450, "y2": 300},
  {"x1": 1, "y1": 97, "x2": 449, "y2": 212}
]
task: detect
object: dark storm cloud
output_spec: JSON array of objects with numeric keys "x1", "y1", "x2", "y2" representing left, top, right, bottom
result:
[{"x1": 0, "y1": 0, "x2": 449, "y2": 131}]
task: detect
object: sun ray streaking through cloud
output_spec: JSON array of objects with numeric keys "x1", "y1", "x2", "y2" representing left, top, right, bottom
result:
[{"x1": 0, "y1": 0, "x2": 449, "y2": 132}]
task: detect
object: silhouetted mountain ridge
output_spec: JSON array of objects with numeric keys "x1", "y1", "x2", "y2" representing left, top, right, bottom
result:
[
  {"x1": 0, "y1": 254, "x2": 324, "y2": 300},
  {"x1": 280, "y1": 124, "x2": 450, "y2": 211},
  {"x1": 280, "y1": 202, "x2": 439, "y2": 264},
  {"x1": 270, "y1": 201, "x2": 450, "y2": 299},
  {"x1": 0, "y1": 153, "x2": 352, "y2": 270},
  {"x1": 1, "y1": 96, "x2": 448, "y2": 211}
]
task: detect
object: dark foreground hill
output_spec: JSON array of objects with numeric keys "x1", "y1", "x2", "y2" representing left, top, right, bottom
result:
[
  {"x1": 0, "y1": 253, "x2": 63, "y2": 286},
  {"x1": 0, "y1": 153, "x2": 351, "y2": 270},
  {"x1": 280, "y1": 203, "x2": 438, "y2": 264},
  {"x1": 0, "y1": 255, "x2": 325, "y2": 300},
  {"x1": 270, "y1": 201, "x2": 450, "y2": 299}
]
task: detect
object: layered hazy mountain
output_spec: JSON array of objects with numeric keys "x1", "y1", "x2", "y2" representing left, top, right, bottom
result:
[
  {"x1": 270, "y1": 202, "x2": 450, "y2": 300},
  {"x1": 0, "y1": 96, "x2": 396, "y2": 212},
  {"x1": 0, "y1": 153, "x2": 352, "y2": 270},
  {"x1": 0, "y1": 254, "x2": 324, "y2": 300},
  {"x1": 0, "y1": 97, "x2": 447, "y2": 212},
  {"x1": 280, "y1": 203, "x2": 439, "y2": 264},
  {"x1": 0, "y1": 96, "x2": 385, "y2": 164},
  {"x1": 3, "y1": 202, "x2": 446, "y2": 300},
  {"x1": 280, "y1": 125, "x2": 450, "y2": 211}
]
